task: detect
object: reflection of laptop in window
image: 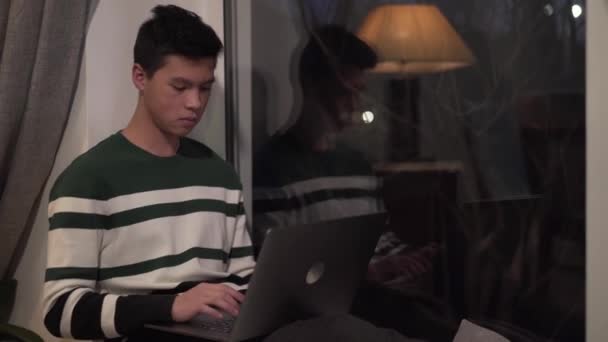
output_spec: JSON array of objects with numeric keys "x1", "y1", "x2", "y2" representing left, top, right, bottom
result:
[{"x1": 145, "y1": 213, "x2": 386, "y2": 342}]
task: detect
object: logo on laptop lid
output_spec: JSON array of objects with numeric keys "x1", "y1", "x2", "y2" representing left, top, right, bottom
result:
[{"x1": 305, "y1": 262, "x2": 325, "y2": 285}]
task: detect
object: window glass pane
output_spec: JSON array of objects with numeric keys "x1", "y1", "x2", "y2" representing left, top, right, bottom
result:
[{"x1": 249, "y1": 1, "x2": 585, "y2": 340}]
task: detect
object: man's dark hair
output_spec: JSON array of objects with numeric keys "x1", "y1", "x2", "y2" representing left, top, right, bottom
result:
[
  {"x1": 134, "y1": 5, "x2": 223, "y2": 76},
  {"x1": 299, "y1": 25, "x2": 377, "y2": 85}
]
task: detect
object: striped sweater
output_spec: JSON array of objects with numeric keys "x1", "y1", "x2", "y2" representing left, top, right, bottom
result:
[
  {"x1": 42, "y1": 133, "x2": 255, "y2": 340},
  {"x1": 252, "y1": 133, "x2": 385, "y2": 241},
  {"x1": 252, "y1": 133, "x2": 430, "y2": 288}
]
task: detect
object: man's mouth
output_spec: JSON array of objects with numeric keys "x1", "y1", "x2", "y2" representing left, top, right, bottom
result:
[{"x1": 178, "y1": 117, "x2": 197, "y2": 126}]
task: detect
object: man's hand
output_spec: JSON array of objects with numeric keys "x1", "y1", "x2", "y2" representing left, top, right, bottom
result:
[
  {"x1": 171, "y1": 283, "x2": 246, "y2": 322},
  {"x1": 367, "y1": 243, "x2": 440, "y2": 284}
]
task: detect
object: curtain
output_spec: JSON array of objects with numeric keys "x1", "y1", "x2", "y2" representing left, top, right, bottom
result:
[{"x1": 0, "y1": 0, "x2": 98, "y2": 281}]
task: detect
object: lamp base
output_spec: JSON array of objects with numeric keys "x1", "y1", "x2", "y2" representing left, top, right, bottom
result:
[{"x1": 387, "y1": 77, "x2": 421, "y2": 161}]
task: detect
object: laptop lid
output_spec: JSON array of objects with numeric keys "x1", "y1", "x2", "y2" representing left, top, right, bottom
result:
[
  {"x1": 146, "y1": 213, "x2": 386, "y2": 341},
  {"x1": 231, "y1": 212, "x2": 386, "y2": 341}
]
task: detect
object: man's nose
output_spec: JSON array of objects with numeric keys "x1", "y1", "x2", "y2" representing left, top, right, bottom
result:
[{"x1": 185, "y1": 90, "x2": 202, "y2": 111}]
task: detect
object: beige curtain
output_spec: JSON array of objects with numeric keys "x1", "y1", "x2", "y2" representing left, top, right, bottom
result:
[{"x1": 0, "y1": 0, "x2": 98, "y2": 280}]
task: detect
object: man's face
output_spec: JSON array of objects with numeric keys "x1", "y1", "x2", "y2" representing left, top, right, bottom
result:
[
  {"x1": 318, "y1": 67, "x2": 365, "y2": 131},
  {"x1": 133, "y1": 54, "x2": 216, "y2": 138},
  {"x1": 335, "y1": 68, "x2": 365, "y2": 122}
]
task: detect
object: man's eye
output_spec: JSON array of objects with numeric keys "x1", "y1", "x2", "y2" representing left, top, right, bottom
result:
[{"x1": 172, "y1": 85, "x2": 186, "y2": 91}]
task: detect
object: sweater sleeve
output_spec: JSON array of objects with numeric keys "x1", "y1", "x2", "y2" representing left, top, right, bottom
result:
[
  {"x1": 42, "y1": 166, "x2": 176, "y2": 340},
  {"x1": 225, "y1": 192, "x2": 256, "y2": 290}
]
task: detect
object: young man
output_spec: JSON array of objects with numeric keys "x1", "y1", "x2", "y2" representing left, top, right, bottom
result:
[{"x1": 43, "y1": 5, "x2": 254, "y2": 340}]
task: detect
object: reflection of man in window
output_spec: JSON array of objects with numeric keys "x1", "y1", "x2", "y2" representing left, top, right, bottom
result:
[
  {"x1": 253, "y1": 25, "x2": 380, "y2": 237},
  {"x1": 253, "y1": 24, "x2": 435, "y2": 291},
  {"x1": 253, "y1": 25, "x2": 454, "y2": 341}
]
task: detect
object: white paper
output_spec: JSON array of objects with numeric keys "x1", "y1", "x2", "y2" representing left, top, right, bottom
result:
[{"x1": 453, "y1": 319, "x2": 510, "y2": 342}]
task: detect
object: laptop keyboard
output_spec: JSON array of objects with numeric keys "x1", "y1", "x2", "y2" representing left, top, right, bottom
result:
[{"x1": 190, "y1": 314, "x2": 236, "y2": 333}]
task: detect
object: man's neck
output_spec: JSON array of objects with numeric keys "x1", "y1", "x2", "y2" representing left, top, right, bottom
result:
[
  {"x1": 122, "y1": 103, "x2": 180, "y2": 157},
  {"x1": 288, "y1": 101, "x2": 336, "y2": 152}
]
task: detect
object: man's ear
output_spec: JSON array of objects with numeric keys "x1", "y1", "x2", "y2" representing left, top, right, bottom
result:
[{"x1": 132, "y1": 63, "x2": 148, "y2": 91}]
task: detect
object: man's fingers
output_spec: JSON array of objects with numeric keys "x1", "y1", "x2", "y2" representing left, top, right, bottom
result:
[
  {"x1": 213, "y1": 297, "x2": 240, "y2": 317},
  {"x1": 225, "y1": 286, "x2": 246, "y2": 303},
  {"x1": 200, "y1": 305, "x2": 224, "y2": 319},
  {"x1": 189, "y1": 283, "x2": 246, "y2": 315},
  {"x1": 222, "y1": 293, "x2": 241, "y2": 314}
]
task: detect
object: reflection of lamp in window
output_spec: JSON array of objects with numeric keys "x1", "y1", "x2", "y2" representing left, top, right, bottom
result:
[{"x1": 357, "y1": 4, "x2": 475, "y2": 160}]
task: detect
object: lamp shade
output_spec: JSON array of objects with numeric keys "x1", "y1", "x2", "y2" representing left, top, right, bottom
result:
[{"x1": 357, "y1": 4, "x2": 475, "y2": 75}]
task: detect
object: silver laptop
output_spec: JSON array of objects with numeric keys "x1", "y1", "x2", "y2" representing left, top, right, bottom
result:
[{"x1": 145, "y1": 213, "x2": 386, "y2": 341}]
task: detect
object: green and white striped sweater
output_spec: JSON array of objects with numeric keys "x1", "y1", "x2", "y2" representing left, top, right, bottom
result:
[{"x1": 42, "y1": 132, "x2": 255, "y2": 340}]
